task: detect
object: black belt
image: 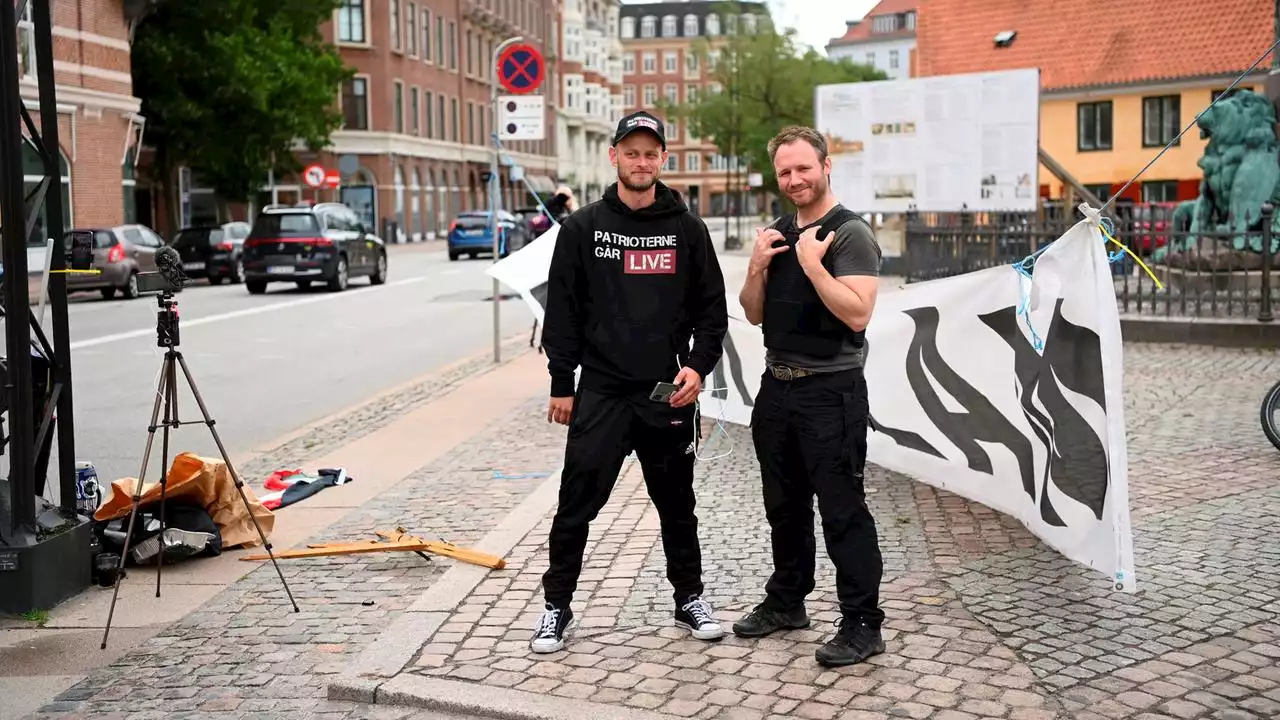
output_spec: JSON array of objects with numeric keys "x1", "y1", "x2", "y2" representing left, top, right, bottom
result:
[{"x1": 767, "y1": 363, "x2": 821, "y2": 381}]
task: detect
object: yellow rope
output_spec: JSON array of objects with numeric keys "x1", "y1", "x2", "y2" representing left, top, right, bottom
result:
[{"x1": 1099, "y1": 224, "x2": 1164, "y2": 290}]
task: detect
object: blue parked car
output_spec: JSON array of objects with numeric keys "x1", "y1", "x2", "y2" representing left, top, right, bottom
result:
[{"x1": 447, "y1": 210, "x2": 529, "y2": 261}]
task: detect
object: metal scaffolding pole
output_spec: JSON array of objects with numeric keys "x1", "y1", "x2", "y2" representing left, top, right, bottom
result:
[{"x1": 2, "y1": 0, "x2": 76, "y2": 538}]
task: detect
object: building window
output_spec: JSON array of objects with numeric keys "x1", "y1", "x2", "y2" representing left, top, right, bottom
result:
[
  {"x1": 436, "y1": 16, "x2": 445, "y2": 65},
  {"x1": 643, "y1": 84, "x2": 656, "y2": 106},
  {"x1": 410, "y1": 87, "x2": 420, "y2": 135},
  {"x1": 343, "y1": 77, "x2": 368, "y2": 130},
  {"x1": 437, "y1": 95, "x2": 445, "y2": 139},
  {"x1": 1077, "y1": 100, "x2": 1112, "y2": 151},
  {"x1": 1142, "y1": 95, "x2": 1180, "y2": 148},
  {"x1": 448, "y1": 20, "x2": 457, "y2": 70},
  {"x1": 621, "y1": 16, "x2": 635, "y2": 38},
  {"x1": 337, "y1": 0, "x2": 365, "y2": 44},
  {"x1": 623, "y1": 85, "x2": 635, "y2": 106},
  {"x1": 623, "y1": 53, "x2": 635, "y2": 73},
  {"x1": 642, "y1": 52, "x2": 655, "y2": 73},
  {"x1": 872, "y1": 15, "x2": 897, "y2": 33},
  {"x1": 664, "y1": 51, "x2": 677, "y2": 74},
  {"x1": 889, "y1": 50, "x2": 899, "y2": 69},
  {"x1": 686, "y1": 153, "x2": 700, "y2": 172},
  {"x1": 665, "y1": 153, "x2": 679, "y2": 171},
  {"x1": 422, "y1": 8, "x2": 431, "y2": 61},
  {"x1": 684, "y1": 52, "x2": 698, "y2": 77},
  {"x1": 467, "y1": 103, "x2": 475, "y2": 145},
  {"x1": 668, "y1": 120, "x2": 679, "y2": 142},
  {"x1": 742, "y1": 13, "x2": 757, "y2": 34},
  {"x1": 1141, "y1": 181, "x2": 1178, "y2": 203},
  {"x1": 425, "y1": 91, "x2": 434, "y2": 137},
  {"x1": 683, "y1": 14, "x2": 698, "y2": 36},
  {"x1": 705, "y1": 14, "x2": 719, "y2": 35},
  {"x1": 641, "y1": 16, "x2": 655, "y2": 37},
  {"x1": 664, "y1": 83, "x2": 677, "y2": 104},
  {"x1": 685, "y1": 84, "x2": 698, "y2": 102},
  {"x1": 407, "y1": 3, "x2": 417, "y2": 56},
  {"x1": 451, "y1": 97, "x2": 459, "y2": 141},
  {"x1": 906, "y1": 11, "x2": 917, "y2": 29},
  {"x1": 661, "y1": 15, "x2": 677, "y2": 37},
  {"x1": 394, "y1": 82, "x2": 404, "y2": 133},
  {"x1": 390, "y1": 0, "x2": 401, "y2": 51},
  {"x1": 466, "y1": 30, "x2": 473, "y2": 75},
  {"x1": 21, "y1": 140, "x2": 72, "y2": 247},
  {"x1": 1083, "y1": 183, "x2": 1111, "y2": 202}
]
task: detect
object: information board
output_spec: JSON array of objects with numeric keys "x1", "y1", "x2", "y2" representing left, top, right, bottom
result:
[{"x1": 815, "y1": 68, "x2": 1041, "y2": 213}]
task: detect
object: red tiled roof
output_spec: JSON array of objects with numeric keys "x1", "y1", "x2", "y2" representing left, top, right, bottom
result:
[
  {"x1": 917, "y1": 0, "x2": 1274, "y2": 91},
  {"x1": 827, "y1": 0, "x2": 918, "y2": 48}
]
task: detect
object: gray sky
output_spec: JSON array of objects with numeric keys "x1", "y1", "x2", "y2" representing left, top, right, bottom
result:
[{"x1": 621, "y1": 0, "x2": 881, "y2": 54}]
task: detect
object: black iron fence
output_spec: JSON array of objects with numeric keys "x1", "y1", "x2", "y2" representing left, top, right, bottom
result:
[{"x1": 903, "y1": 206, "x2": 1276, "y2": 321}]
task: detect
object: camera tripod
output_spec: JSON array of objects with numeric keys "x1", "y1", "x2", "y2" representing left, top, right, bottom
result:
[{"x1": 101, "y1": 291, "x2": 299, "y2": 649}]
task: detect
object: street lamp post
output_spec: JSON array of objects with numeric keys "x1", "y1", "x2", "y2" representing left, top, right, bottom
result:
[{"x1": 490, "y1": 35, "x2": 524, "y2": 364}]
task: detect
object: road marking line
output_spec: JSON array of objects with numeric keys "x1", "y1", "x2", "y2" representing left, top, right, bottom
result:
[{"x1": 69, "y1": 276, "x2": 429, "y2": 350}]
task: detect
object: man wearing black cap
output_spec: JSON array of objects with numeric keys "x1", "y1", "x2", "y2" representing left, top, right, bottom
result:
[{"x1": 532, "y1": 111, "x2": 729, "y2": 654}]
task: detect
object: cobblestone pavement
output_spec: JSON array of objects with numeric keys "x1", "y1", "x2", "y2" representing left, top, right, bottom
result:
[
  {"x1": 402, "y1": 343, "x2": 1280, "y2": 720},
  {"x1": 23, "y1": 340, "x2": 558, "y2": 720},
  {"x1": 22, "y1": 342, "x2": 1280, "y2": 720}
]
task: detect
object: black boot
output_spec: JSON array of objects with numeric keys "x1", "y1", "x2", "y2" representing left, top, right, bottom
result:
[
  {"x1": 731, "y1": 602, "x2": 810, "y2": 638},
  {"x1": 814, "y1": 619, "x2": 885, "y2": 667}
]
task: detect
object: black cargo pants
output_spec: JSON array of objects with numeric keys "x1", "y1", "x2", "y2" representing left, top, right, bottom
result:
[
  {"x1": 542, "y1": 387, "x2": 703, "y2": 608},
  {"x1": 750, "y1": 366, "x2": 885, "y2": 628}
]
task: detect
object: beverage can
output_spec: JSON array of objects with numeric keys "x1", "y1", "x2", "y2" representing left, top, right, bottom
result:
[{"x1": 75, "y1": 460, "x2": 101, "y2": 514}]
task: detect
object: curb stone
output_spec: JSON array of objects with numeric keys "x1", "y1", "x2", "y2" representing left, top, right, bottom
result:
[
  {"x1": 376, "y1": 675, "x2": 682, "y2": 720},
  {"x1": 328, "y1": 468, "x2": 567, "y2": 698}
]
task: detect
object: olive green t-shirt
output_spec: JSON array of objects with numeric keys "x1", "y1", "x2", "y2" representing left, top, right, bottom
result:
[{"x1": 764, "y1": 204, "x2": 881, "y2": 371}]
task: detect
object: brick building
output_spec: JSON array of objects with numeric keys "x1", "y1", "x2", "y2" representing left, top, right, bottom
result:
[
  {"x1": 145, "y1": 0, "x2": 563, "y2": 242},
  {"x1": 617, "y1": 0, "x2": 769, "y2": 216},
  {"x1": 19, "y1": 0, "x2": 143, "y2": 251}
]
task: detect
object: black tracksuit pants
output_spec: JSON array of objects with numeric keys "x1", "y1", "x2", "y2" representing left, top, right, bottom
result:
[
  {"x1": 750, "y1": 367, "x2": 885, "y2": 628},
  {"x1": 542, "y1": 387, "x2": 703, "y2": 608}
]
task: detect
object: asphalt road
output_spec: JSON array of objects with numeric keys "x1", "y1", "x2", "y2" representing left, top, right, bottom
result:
[{"x1": 26, "y1": 243, "x2": 536, "y2": 498}]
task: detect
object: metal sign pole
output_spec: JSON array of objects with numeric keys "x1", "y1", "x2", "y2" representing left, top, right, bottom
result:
[{"x1": 490, "y1": 36, "x2": 524, "y2": 364}]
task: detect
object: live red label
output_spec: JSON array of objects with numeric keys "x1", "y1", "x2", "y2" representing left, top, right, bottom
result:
[{"x1": 624, "y1": 249, "x2": 676, "y2": 274}]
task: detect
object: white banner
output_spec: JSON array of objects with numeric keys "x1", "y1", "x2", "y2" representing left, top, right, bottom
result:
[
  {"x1": 486, "y1": 224, "x2": 559, "y2": 323},
  {"x1": 487, "y1": 218, "x2": 1136, "y2": 592}
]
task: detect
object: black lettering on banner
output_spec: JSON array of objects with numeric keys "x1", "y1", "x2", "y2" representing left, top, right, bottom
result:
[
  {"x1": 870, "y1": 302, "x2": 1110, "y2": 526},
  {"x1": 979, "y1": 299, "x2": 1109, "y2": 521}
]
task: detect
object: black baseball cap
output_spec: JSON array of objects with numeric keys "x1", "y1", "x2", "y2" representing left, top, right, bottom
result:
[{"x1": 613, "y1": 111, "x2": 666, "y2": 149}]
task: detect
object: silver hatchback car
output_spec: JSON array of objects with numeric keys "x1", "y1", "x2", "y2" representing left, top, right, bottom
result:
[{"x1": 64, "y1": 224, "x2": 165, "y2": 300}]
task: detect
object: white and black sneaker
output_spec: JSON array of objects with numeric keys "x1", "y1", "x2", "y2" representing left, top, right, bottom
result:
[
  {"x1": 675, "y1": 596, "x2": 725, "y2": 641},
  {"x1": 530, "y1": 603, "x2": 573, "y2": 653}
]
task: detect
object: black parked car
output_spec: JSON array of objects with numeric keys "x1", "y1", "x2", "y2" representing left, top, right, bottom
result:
[
  {"x1": 242, "y1": 203, "x2": 388, "y2": 293},
  {"x1": 169, "y1": 222, "x2": 251, "y2": 284}
]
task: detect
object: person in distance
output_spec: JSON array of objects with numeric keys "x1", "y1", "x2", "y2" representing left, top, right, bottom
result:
[
  {"x1": 735, "y1": 125, "x2": 887, "y2": 667},
  {"x1": 532, "y1": 110, "x2": 729, "y2": 654}
]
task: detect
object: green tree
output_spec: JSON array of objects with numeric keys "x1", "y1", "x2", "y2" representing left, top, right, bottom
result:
[
  {"x1": 660, "y1": 8, "x2": 886, "y2": 211},
  {"x1": 132, "y1": 0, "x2": 354, "y2": 229}
]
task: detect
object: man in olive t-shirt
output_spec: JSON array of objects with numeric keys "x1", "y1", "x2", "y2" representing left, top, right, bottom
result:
[{"x1": 735, "y1": 125, "x2": 887, "y2": 669}]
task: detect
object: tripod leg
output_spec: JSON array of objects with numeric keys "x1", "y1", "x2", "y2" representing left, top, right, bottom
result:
[
  {"x1": 101, "y1": 361, "x2": 168, "y2": 649},
  {"x1": 172, "y1": 351, "x2": 300, "y2": 613},
  {"x1": 155, "y1": 352, "x2": 177, "y2": 597}
]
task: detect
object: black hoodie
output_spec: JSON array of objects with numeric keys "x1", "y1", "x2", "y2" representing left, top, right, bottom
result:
[{"x1": 542, "y1": 181, "x2": 728, "y2": 398}]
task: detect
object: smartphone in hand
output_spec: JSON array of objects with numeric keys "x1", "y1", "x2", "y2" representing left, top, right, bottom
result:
[{"x1": 649, "y1": 381, "x2": 681, "y2": 403}]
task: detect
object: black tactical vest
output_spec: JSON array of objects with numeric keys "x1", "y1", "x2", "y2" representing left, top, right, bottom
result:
[{"x1": 762, "y1": 207, "x2": 868, "y2": 359}]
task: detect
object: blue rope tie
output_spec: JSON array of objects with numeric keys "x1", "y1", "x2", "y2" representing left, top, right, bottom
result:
[{"x1": 1011, "y1": 215, "x2": 1129, "y2": 353}]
